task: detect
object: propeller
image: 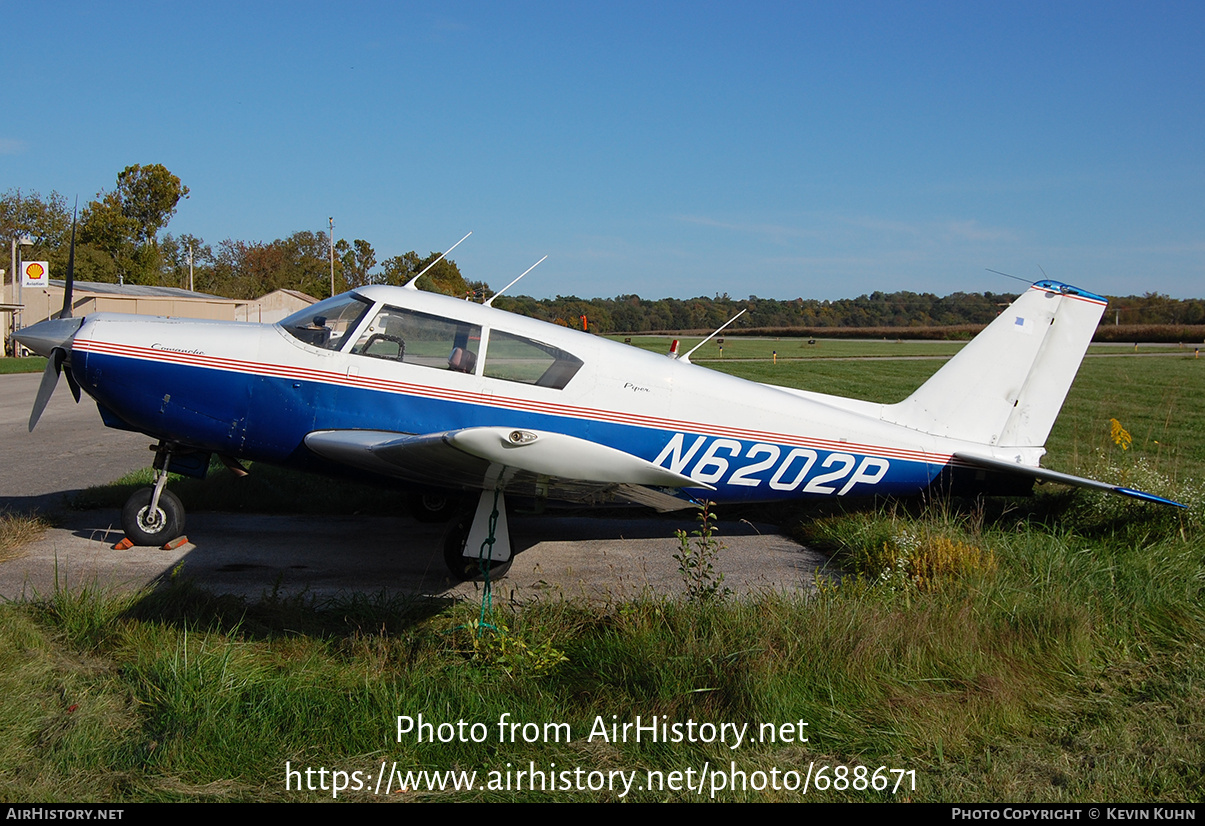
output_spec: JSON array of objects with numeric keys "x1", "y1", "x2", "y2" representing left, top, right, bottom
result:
[
  {"x1": 29, "y1": 348, "x2": 68, "y2": 431},
  {"x1": 61, "y1": 202, "x2": 76, "y2": 320},
  {"x1": 20, "y1": 205, "x2": 83, "y2": 431}
]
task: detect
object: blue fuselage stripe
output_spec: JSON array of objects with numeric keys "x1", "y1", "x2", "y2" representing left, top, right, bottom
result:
[{"x1": 79, "y1": 351, "x2": 940, "y2": 503}]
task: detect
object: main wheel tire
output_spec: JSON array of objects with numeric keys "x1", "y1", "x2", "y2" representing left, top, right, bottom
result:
[
  {"x1": 121, "y1": 487, "x2": 186, "y2": 547},
  {"x1": 442, "y1": 515, "x2": 512, "y2": 581},
  {"x1": 409, "y1": 491, "x2": 463, "y2": 523}
]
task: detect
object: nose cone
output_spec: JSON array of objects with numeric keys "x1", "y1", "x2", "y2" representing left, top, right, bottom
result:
[{"x1": 11, "y1": 317, "x2": 84, "y2": 358}]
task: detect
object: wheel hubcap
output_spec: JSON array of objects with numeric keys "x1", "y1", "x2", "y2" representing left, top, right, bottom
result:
[{"x1": 137, "y1": 506, "x2": 165, "y2": 532}]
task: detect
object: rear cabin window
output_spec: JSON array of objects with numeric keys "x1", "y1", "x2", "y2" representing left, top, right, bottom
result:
[
  {"x1": 483, "y1": 330, "x2": 583, "y2": 389},
  {"x1": 350, "y1": 306, "x2": 481, "y2": 372}
]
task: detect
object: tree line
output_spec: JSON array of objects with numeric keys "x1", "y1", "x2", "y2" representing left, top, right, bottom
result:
[
  {"x1": 1, "y1": 167, "x2": 481, "y2": 303},
  {"x1": 5, "y1": 166, "x2": 1204, "y2": 335}
]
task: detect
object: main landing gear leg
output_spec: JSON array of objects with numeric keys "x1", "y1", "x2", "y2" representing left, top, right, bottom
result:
[
  {"x1": 121, "y1": 442, "x2": 187, "y2": 546},
  {"x1": 442, "y1": 489, "x2": 513, "y2": 581}
]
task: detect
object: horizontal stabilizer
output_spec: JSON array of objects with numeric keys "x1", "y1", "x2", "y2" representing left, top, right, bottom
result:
[{"x1": 954, "y1": 452, "x2": 1185, "y2": 508}]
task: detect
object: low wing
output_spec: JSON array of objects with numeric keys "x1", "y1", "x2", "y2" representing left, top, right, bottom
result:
[
  {"x1": 953, "y1": 452, "x2": 1185, "y2": 508},
  {"x1": 304, "y1": 427, "x2": 710, "y2": 512}
]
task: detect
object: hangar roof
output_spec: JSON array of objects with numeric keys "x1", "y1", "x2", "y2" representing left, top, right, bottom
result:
[{"x1": 48, "y1": 279, "x2": 228, "y2": 301}]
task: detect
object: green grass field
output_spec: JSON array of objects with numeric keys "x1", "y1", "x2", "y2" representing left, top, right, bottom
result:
[
  {"x1": 0, "y1": 356, "x2": 47, "y2": 374},
  {"x1": 614, "y1": 335, "x2": 968, "y2": 361},
  {"x1": 611, "y1": 334, "x2": 1202, "y2": 362},
  {"x1": 1, "y1": 354, "x2": 1202, "y2": 801}
]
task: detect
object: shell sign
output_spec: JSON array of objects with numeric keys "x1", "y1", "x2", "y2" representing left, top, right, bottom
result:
[{"x1": 21, "y1": 261, "x2": 49, "y2": 287}]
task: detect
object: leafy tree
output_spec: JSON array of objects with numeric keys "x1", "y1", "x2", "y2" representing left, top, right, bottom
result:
[
  {"x1": 0, "y1": 188, "x2": 74, "y2": 281},
  {"x1": 336, "y1": 238, "x2": 377, "y2": 288},
  {"x1": 210, "y1": 230, "x2": 333, "y2": 299},
  {"x1": 160, "y1": 233, "x2": 213, "y2": 292},
  {"x1": 0, "y1": 188, "x2": 71, "y2": 247},
  {"x1": 380, "y1": 251, "x2": 472, "y2": 297},
  {"x1": 79, "y1": 193, "x2": 140, "y2": 279},
  {"x1": 79, "y1": 164, "x2": 189, "y2": 284},
  {"x1": 114, "y1": 164, "x2": 190, "y2": 245}
]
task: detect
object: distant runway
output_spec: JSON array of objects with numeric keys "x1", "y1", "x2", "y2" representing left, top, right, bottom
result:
[{"x1": 0, "y1": 374, "x2": 826, "y2": 603}]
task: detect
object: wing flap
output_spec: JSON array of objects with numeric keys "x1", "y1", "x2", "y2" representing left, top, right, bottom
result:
[{"x1": 305, "y1": 430, "x2": 488, "y2": 488}]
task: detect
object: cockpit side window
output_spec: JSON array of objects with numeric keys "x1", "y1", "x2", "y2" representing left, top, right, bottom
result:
[
  {"x1": 483, "y1": 330, "x2": 582, "y2": 389},
  {"x1": 280, "y1": 294, "x2": 372, "y2": 351},
  {"x1": 350, "y1": 305, "x2": 481, "y2": 372}
]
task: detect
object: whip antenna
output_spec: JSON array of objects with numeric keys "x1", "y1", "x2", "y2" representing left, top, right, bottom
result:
[
  {"x1": 404, "y1": 231, "x2": 472, "y2": 289},
  {"x1": 680, "y1": 309, "x2": 747, "y2": 363},
  {"x1": 485, "y1": 255, "x2": 547, "y2": 306},
  {"x1": 986, "y1": 267, "x2": 1032, "y2": 285}
]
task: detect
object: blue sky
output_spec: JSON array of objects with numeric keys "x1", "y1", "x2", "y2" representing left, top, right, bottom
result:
[{"x1": 4, "y1": 1, "x2": 1202, "y2": 300}]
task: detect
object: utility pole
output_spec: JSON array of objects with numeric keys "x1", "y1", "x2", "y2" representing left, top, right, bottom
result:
[
  {"x1": 10, "y1": 234, "x2": 33, "y2": 334},
  {"x1": 187, "y1": 243, "x2": 194, "y2": 292},
  {"x1": 329, "y1": 217, "x2": 335, "y2": 298}
]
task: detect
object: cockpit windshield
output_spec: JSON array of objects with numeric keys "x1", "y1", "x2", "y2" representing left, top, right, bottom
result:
[{"x1": 280, "y1": 294, "x2": 373, "y2": 350}]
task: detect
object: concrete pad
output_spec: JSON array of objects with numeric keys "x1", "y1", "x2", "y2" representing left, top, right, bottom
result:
[{"x1": 1, "y1": 510, "x2": 829, "y2": 604}]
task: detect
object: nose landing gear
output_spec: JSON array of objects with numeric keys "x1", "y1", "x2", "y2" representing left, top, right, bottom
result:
[{"x1": 120, "y1": 442, "x2": 188, "y2": 546}]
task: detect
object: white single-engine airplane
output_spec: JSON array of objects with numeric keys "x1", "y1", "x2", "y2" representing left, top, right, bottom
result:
[{"x1": 14, "y1": 236, "x2": 1182, "y2": 579}]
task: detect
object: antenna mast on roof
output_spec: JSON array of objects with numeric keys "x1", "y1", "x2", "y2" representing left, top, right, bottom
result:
[
  {"x1": 485, "y1": 255, "x2": 547, "y2": 306},
  {"x1": 404, "y1": 232, "x2": 472, "y2": 290},
  {"x1": 679, "y1": 309, "x2": 747, "y2": 364}
]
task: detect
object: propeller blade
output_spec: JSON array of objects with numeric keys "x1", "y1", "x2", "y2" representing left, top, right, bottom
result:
[
  {"x1": 61, "y1": 203, "x2": 77, "y2": 319},
  {"x1": 29, "y1": 348, "x2": 66, "y2": 431},
  {"x1": 64, "y1": 364, "x2": 82, "y2": 403}
]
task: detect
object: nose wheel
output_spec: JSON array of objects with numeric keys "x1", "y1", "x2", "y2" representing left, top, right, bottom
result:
[
  {"x1": 121, "y1": 487, "x2": 186, "y2": 546},
  {"x1": 120, "y1": 442, "x2": 187, "y2": 546}
]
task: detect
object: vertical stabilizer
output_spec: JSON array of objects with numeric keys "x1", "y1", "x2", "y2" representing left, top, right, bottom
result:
[{"x1": 884, "y1": 281, "x2": 1106, "y2": 448}]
